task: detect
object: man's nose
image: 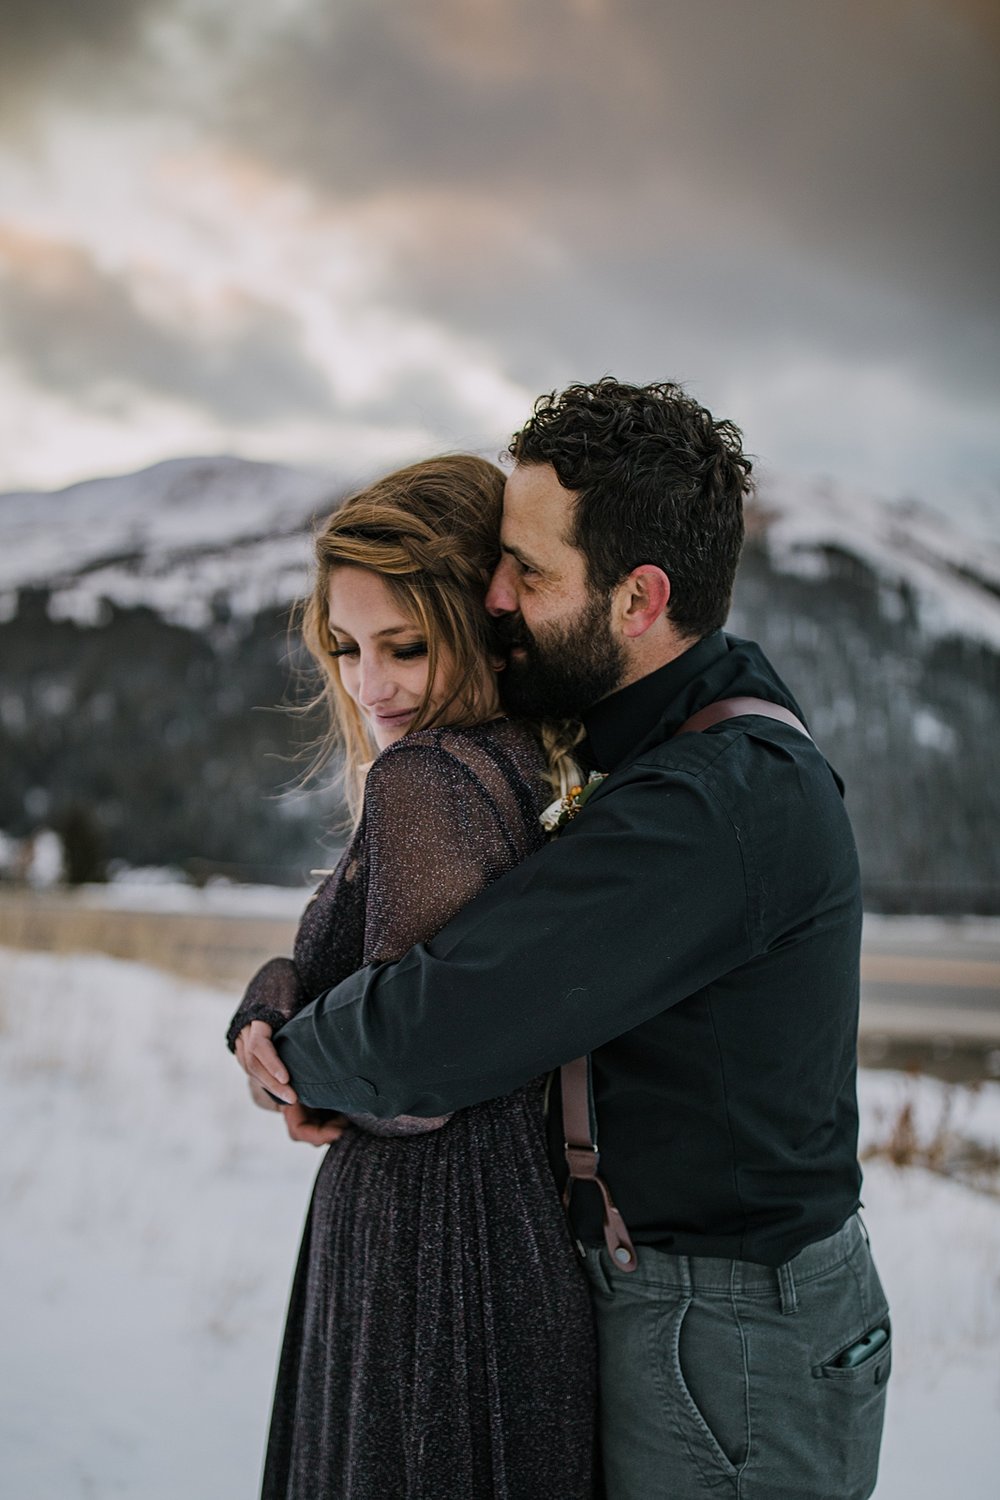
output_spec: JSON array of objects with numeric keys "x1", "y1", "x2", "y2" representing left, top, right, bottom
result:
[{"x1": 485, "y1": 557, "x2": 517, "y2": 617}]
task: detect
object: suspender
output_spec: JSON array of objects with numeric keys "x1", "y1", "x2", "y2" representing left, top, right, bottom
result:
[
  {"x1": 560, "y1": 697, "x2": 812, "y2": 1271},
  {"x1": 560, "y1": 1055, "x2": 639, "y2": 1269}
]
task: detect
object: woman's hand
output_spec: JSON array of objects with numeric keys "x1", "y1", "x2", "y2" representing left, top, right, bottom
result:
[
  {"x1": 281, "y1": 1101, "x2": 350, "y2": 1147},
  {"x1": 234, "y1": 1019, "x2": 298, "y2": 1106}
]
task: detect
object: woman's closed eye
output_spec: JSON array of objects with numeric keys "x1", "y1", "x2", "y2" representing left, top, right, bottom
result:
[{"x1": 328, "y1": 641, "x2": 428, "y2": 660}]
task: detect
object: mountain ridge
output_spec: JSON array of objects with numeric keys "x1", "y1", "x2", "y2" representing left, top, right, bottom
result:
[
  {"x1": 4, "y1": 453, "x2": 999, "y2": 649},
  {"x1": 2, "y1": 455, "x2": 998, "y2": 910}
]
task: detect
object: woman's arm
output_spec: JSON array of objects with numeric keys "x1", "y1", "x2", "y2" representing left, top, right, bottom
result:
[
  {"x1": 237, "y1": 731, "x2": 539, "y2": 1120},
  {"x1": 227, "y1": 889, "x2": 350, "y2": 1138},
  {"x1": 342, "y1": 733, "x2": 533, "y2": 1136},
  {"x1": 226, "y1": 955, "x2": 306, "y2": 1055},
  {"x1": 227, "y1": 848, "x2": 353, "y2": 1089},
  {"x1": 229, "y1": 961, "x2": 347, "y2": 1140}
]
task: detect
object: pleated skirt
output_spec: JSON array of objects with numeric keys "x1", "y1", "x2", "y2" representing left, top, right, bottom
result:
[{"x1": 261, "y1": 1080, "x2": 597, "y2": 1500}]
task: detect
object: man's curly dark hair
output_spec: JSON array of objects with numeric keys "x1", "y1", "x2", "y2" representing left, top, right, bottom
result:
[{"x1": 508, "y1": 378, "x2": 751, "y2": 640}]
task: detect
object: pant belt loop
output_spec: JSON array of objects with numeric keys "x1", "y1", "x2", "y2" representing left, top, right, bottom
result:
[{"x1": 777, "y1": 1260, "x2": 799, "y2": 1316}]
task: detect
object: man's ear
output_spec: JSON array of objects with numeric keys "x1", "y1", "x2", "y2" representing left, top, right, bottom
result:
[{"x1": 618, "y1": 565, "x2": 671, "y2": 639}]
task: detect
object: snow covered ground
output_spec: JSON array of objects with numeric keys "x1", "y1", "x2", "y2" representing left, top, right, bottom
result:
[{"x1": 1, "y1": 947, "x2": 998, "y2": 1499}]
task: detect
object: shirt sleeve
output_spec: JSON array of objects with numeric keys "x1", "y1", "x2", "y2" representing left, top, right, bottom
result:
[{"x1": 273, "y1": 757, "x2": 755, "y2": 1117}]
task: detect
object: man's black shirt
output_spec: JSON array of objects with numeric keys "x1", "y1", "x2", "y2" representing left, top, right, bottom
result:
[{"x1": 275, "y1": 632, "x2": 863, "y2": 1266}]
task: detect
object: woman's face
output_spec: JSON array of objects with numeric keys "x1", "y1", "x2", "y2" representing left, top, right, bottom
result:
[{"x1": 327, "y1": 565, "x2": 479, "y2": 751}]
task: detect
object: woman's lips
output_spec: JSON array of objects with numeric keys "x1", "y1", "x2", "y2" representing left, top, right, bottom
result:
[{"x1": 372, "y1": 708, "x2": 416, "y2": 727}]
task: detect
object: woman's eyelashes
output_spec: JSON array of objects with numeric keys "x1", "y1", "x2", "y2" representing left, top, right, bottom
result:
[{"x1": 328, "y1": 641, "x2": 428, "y2": 661}]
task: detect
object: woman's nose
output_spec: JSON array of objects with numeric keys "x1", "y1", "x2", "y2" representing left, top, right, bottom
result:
[
  {"x1": 485, "y1": 557, "x2": 517, "y2": 617},
  {"x1": 358, "y1": 658, "x2": 397, "y2": 708}
]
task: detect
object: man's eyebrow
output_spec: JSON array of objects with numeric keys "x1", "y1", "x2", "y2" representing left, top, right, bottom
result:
[{"x1": 500, "y1": 541, "x2": 543, "y2": 571}]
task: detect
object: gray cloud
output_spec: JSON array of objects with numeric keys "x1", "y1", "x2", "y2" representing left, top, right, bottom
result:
[
  {"x1": 0, "y1": 237, "x2": 335, "y2": 424},
  {"x1": 0, "y1": 0, "x2": 174, "y2": 122},
  {"x1": 222, "y1": 0, "x2": 1000, "y2": 317},
  {"x1": 1, "y1": 0, "x2": 997, "y2": 494},
  {"x1": 207, "y1": 0, "x2": 1000, "y2": 490},
  {"x1": 390, "y1": 201, "x2": 999, "y2": 402}
]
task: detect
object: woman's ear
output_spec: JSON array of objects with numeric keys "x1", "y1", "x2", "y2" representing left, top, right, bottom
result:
[{"x1": 618, "y1": 565, "x2": 671, "y2": 639}]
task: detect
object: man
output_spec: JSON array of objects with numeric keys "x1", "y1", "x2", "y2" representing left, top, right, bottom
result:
[{"x1": 248, "y1": 379, "x2": 890, "y2": 1499}]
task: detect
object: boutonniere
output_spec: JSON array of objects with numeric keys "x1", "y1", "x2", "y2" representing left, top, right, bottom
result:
[{"x1": 539, "y1": 771, "x2": 607, "y2": 834}]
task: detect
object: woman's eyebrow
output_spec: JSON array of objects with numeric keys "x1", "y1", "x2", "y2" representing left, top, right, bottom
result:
[{"x1": 327, "y1": 622, "x2": 414, "y2": 638}]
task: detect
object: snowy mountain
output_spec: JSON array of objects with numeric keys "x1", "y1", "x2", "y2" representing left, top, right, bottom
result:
[
  {"x1": 748, "y1": 473, "x2": 1000, "y2": 653},
  {"x1": 1, "y1": 455, "x2": 998, "y2": 908},
  {"x1": 3, "y1": 454, "x2": 999, "y2": 649},
  {"x1": 0, "y1": 455, "x2": 340, "y2": 631}
]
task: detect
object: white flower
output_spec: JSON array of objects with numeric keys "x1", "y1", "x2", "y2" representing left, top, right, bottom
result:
[
  {"x1": 540, "y1": 797, "x2": 567, "y2": 832},
  {"x1": 539, "y1": 771, "x2": 608, "y2": 835}
]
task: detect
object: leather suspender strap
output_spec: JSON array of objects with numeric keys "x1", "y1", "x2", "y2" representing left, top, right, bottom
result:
[
  {"x1": 560, "y1": 696, "x2": 812, "y2": 1273},
  {"x1": 560, "y1": 1055, "x2": 638, "y2": 1270},
  {"x1": 673, "y1": 695, "x2": 811, "y2": 741}
]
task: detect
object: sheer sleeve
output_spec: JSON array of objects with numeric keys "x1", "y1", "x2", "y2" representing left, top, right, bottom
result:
[
  {"x1": 226, "y1": 835, "x2": 363, "y2": 1054},
  {"x1": 348, "y1": 733, "x2": 522, "y2": 1135},
  {"x1": 226, "y1": 956, "x2": 307, "y2": 1053},
  {"x1": 362, "y1": 737, "x2": 516, "y2": 965}
]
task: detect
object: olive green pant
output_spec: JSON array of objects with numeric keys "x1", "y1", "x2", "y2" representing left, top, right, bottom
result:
[{"x1": 582, "y1": 1214, "x2": 890, "y2": 1499}]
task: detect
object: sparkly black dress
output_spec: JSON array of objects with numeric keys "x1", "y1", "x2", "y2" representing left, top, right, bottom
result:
[{"x1": 228, "y1": 720, "x2": 597, "y2": 1500}]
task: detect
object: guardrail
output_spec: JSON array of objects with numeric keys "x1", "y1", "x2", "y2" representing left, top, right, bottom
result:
[
  {"x1": 0, "y1": 892, "x2": 297, "y2": 990},
  {"x1": 3, "y1": 889, "x2": 998, "y2": 1083}
]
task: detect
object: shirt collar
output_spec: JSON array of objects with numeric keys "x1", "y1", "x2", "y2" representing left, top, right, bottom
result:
[{"x1": 582, "y1": 630, "x2": 730, "y2": 773}]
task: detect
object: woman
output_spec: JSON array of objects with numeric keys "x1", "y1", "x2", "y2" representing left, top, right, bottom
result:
[{"x1": 228, "y1": 455, "x2": 596, "y2": 1500}]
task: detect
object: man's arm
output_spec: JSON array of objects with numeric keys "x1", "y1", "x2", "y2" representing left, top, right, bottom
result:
[{"x1": 273, "y1": 761, "x2": 753, "y2": 1115}]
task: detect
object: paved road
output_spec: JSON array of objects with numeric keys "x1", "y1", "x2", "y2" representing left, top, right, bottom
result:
[
  {"x1": 860, "y1": 918, "x2": 1000, "y2": 1041},
  {"x1": 2, "y1": 893, "x2": 998, "y2": 1047}
]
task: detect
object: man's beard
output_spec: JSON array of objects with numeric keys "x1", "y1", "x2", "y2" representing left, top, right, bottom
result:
[{"x1": 494, "y1": 590, "x2": 626, "y2": 721}]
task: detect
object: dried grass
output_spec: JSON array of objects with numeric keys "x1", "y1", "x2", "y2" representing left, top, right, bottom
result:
[{"x1": 862, "y1": 1073, "x2": 1000, "y2": 1197}]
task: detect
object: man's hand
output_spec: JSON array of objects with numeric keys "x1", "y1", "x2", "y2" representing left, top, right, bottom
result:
[
  {"x1": 247, "y1": 1076, "x2": 282, "y2": 1111},
  {"x1": 234, "y1": 1019, "x2": 298, "y2": 1106},
  {"x1": 281, "y1": 1101, "x2": 349, "y2": 1147}
]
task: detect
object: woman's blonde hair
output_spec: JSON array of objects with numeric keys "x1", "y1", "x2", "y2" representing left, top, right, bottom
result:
[{"x1": 300, "y1": 454, "x2": 579, "y2": 821}]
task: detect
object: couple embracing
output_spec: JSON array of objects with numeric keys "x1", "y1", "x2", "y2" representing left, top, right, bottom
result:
[{"x1": 230, "y1": 378, "x2": 890, "y2": 1500}]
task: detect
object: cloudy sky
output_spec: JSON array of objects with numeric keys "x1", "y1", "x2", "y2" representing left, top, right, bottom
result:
[{"x1": 1, "y1": 0, "x2": 997, "y2": 512}]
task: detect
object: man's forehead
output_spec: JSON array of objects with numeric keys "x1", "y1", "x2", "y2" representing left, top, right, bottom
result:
[{"x1": 502, "y1": 462, "x2": 577, "y2": 547}]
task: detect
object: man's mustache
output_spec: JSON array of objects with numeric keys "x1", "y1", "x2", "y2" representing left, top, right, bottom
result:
[{"x1": 490, "y1": 614, "x2": 535, "y2": 653}]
